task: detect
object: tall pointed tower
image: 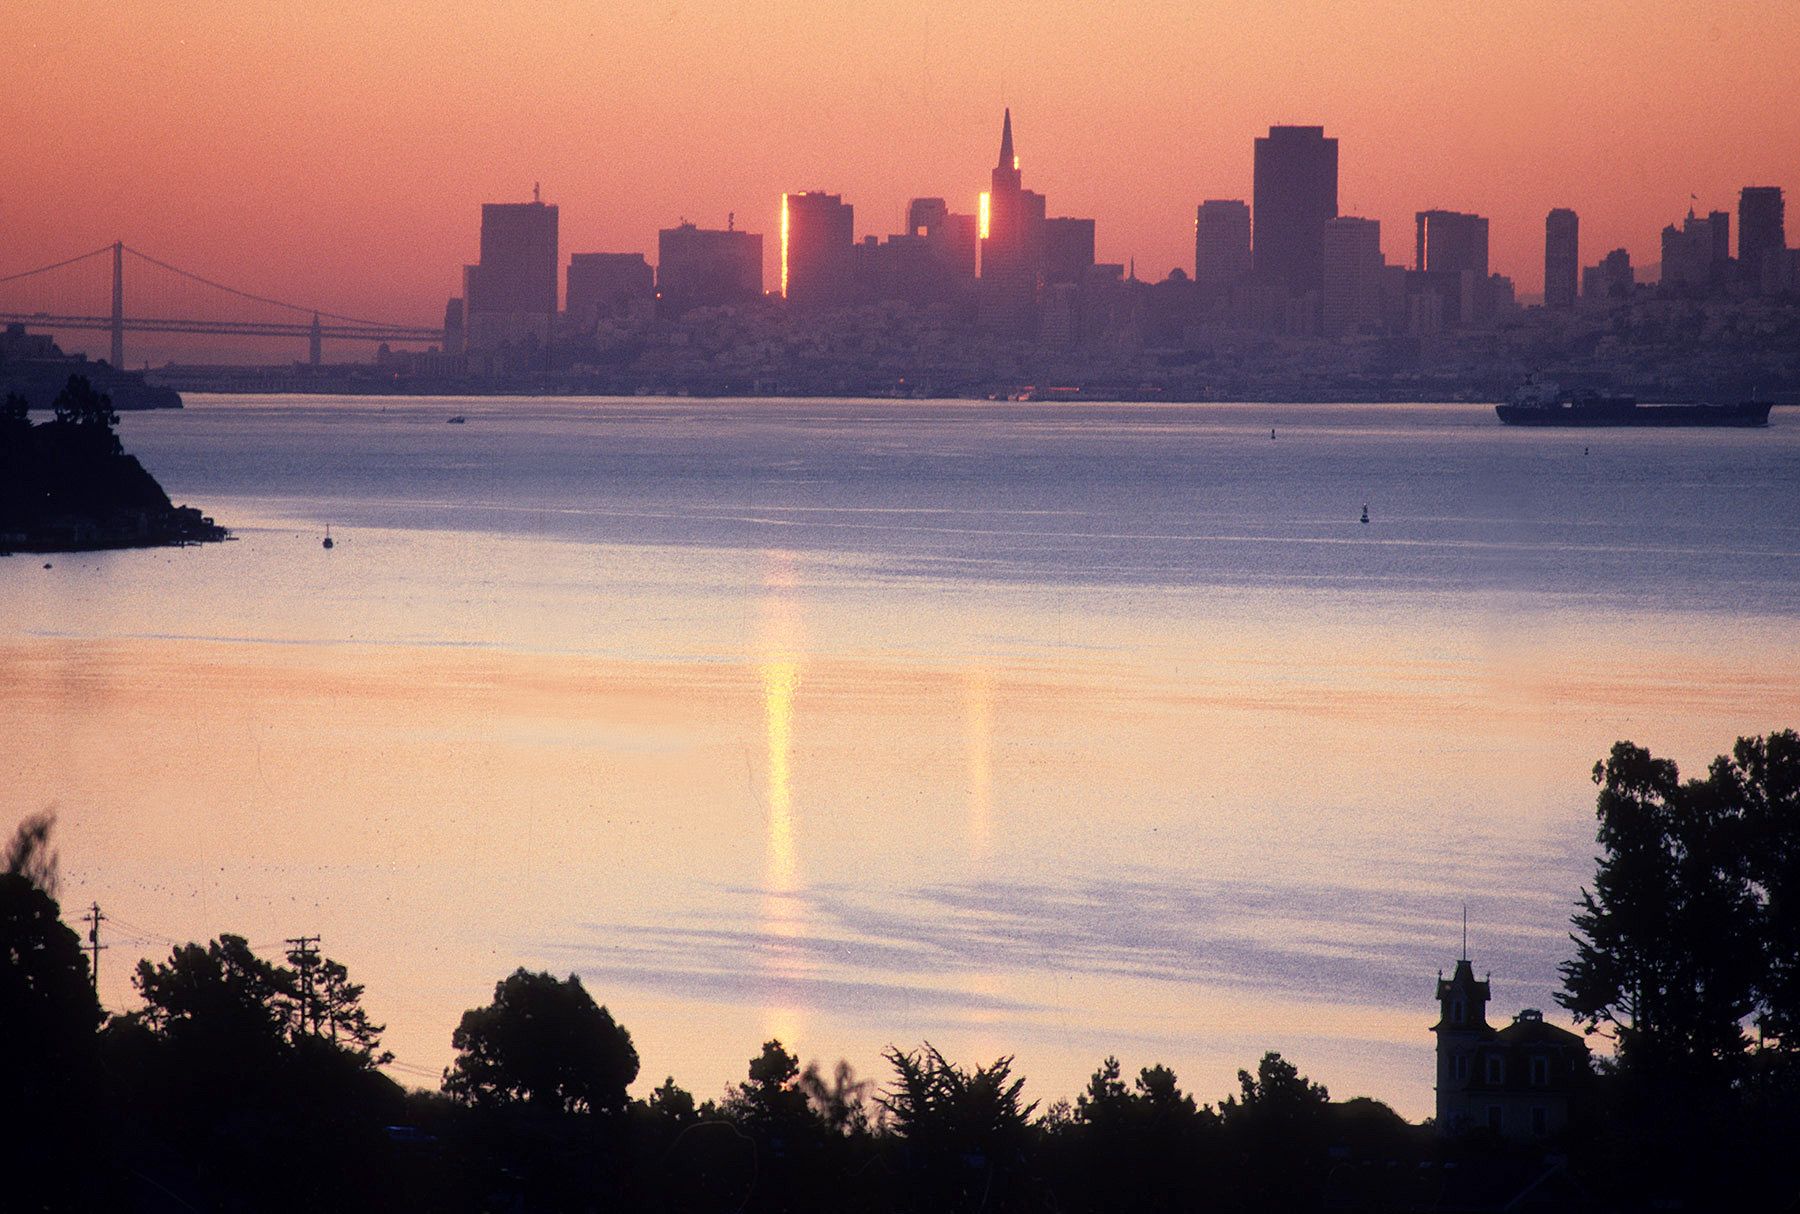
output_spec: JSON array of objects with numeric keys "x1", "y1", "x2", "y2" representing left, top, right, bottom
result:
[
  {"x1": 1432, "y1": 949, "x2": 1492, "y2": 1132},
  {"x1": 979, "y1": 108, "x2": 1045, "y2": 337}
]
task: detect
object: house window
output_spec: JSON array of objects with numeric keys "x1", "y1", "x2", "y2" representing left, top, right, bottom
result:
[
  {"x1": 1453, "y1": 1052, "x2": 1470, "y2": 1081},
  {"x1": 1531, "y1": 1106, "x2": 1548, "y2": 1136},
  {"x1": 1485, "y1": 1055, "x2": 1505, "y2": 1084},
  {"x1": 1450, "y1": 997, "x2": 1465, "y2": 1025},
  {"x1": 1488, "y1": 1106, "x2": 1503, "y2": 1133},
  {"x1": 1530, "y1": 1056, "x2": 1549, "y2": 1086}
]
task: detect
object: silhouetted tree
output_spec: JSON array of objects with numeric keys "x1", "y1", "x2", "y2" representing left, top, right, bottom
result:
[
  {"x1": 1053, "y1": 1056, "x2": 1218, "y2": 1213},
  {"x1": 1217, "y1": 1052, "x2": 1333, "y2": 1211},
  {"x1": 799, "y1": 1057, "x2": 878, "y2": 1135},
  {"x1": 2, "y1": 809, "x2": 61, "y2": 895},
  {"x1": 132, "y1": 933, "x2": 294, "y2": 1055},
  {"x1": 880, "y1": 1043, "x2": 1039, "y2": 1213},
  {"x1": 52, "y1": 374, "x2": 118, "y2": 430},
  {"x1": 0, "y1": 815, "x2": 103, "y2": 1206},
  {"x1": 444, "y1": 968, "x2": 639, "y2": 1114},
  {"x1": 294, "y1": 956, "x2": 393, "y2": 1066},
  {"x1": 1557, "y1": 740, "x2": 1761, "y2": 1083},
  {"x1": 0, "y1": 392, "x2": 29, "y2": 456},
  {"x1": 1722, "y1": 729, "x2": 1800, "y2": 1048},
  {"x1": 646, "y1": 1074, "x2": 699, "y2": 1126}
]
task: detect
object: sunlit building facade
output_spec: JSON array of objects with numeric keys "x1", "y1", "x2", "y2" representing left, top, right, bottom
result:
[{"x1": 781, "y1": 191, "x2": 856, "y2": 310}]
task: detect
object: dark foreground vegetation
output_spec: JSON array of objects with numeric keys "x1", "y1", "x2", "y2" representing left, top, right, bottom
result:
[
  {"x1": 0, "y1": 375, "x2": 223, "y2": 553},
  {"x1": 4, "y1": 732, "x2": 1799, "y2": 1212}
]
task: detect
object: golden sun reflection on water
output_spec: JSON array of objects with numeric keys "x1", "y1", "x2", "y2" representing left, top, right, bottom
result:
[{"x1": 760, "y1": 552, "x2": 804, "y2": 1048}]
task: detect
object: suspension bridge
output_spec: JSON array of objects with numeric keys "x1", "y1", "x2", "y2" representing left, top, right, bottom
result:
[{"x1": 0, "y1": 242, "x2": 444, "y2": 366}]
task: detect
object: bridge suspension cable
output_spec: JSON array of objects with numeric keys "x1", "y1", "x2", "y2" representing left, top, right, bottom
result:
[
  {"x1": 0, "y1": 243, "x2": 114, "y2": 286},
  {"x1": 121, "y1": 245, "x2": 414, "y2": 329}
]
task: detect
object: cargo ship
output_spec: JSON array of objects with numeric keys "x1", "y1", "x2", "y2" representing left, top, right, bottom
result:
[{"x1": 1496, "y1": 380, "x2": 1771, "y2": 427}]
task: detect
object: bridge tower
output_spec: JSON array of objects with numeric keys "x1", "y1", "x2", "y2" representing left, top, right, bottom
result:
[
  {"x1": 309, "y1": 313, "x2": 322, "y2": 367},
  {"x1": 110, "y1": 241, "x2": 124, "y2": 368}
]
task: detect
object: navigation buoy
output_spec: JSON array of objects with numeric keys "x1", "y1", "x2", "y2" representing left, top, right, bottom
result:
[
  {"x1": 322, "y1": 524, "x2": 334, "y2": 551},
  {"x1": 1360, "y1": 503, "x2": 1370, "y2": 525}
]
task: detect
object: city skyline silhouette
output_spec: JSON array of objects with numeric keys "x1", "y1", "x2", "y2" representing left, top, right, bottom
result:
[{"x1": 6, "y1": 2, "x2": 1798, "y2": 328}]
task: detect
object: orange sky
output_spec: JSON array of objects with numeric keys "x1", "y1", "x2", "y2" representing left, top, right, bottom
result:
[{"x1": 4, "y1": 0, "x2": 1798, "y2": 334}]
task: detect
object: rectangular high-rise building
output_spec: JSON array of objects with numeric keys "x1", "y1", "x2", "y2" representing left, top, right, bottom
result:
[
  {"x1": 1042, "y1": 216, "x2": 1096, "y2": 286},
  {"x1": 1544, "y1": 209, "x2": 1579, "y2": 310},
  {"x1": 1660, "y1": 209, "x2": 1730, "y2": 290},
  {"x1": 1252, "y1": 126, "x2": 1338, "y2": 296},
  {"x1": 1321, "y1": 216, "x2": 1383, "y2": 337},
  {"x1": 1415, "y1": 210, "x2": 1489, "y2": 278},
  {"x1": 465, "y1": 199, "x2": 559, "y2": 352},
  {"x1": 656, "y1": 222, "x2": 762, "y2": 315},
  {"x1": 566, "y1": 253, "x2": 653, "y2": 324},
  {"x1": 1415, "y1": 210, "x2": 1491, "y2": 324},
  {"x1": 1195, "y1": 199, "x2": 1251, "y2": 287},
  {"x1": 781, "y1": 191, "x2": 856, "y2": 310},
  {"x1": 1739, "y1": 187, "x2": 1786, "y2": 291}
]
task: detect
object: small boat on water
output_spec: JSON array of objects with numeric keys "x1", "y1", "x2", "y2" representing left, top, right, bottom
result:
[
  {"x1": 322, "y1": 525, "x2": 334, "y2": 550},
  {"x1": 446, "y1": 415, "x2": 466, "y2": 424}
]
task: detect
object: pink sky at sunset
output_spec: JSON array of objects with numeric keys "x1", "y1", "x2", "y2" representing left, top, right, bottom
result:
[{"x1": 4, "y1": 0, "x2": 1797, "y2": 340}]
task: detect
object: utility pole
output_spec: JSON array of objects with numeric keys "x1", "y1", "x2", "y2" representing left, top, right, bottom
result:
[
  {"x1": 109, "y1": 242, "x2": 124, "y2": 369},
  {"x1": 83, "y1": 902, "x2": 107, "y2": 996},
  {"x1": 285, "y1": 935, "x2": 321, "y2": 1037}
]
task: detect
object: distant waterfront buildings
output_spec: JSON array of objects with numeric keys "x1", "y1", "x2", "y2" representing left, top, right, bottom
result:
[
  {"x1": 463, "y1": 197, "x2": 559, "y2": 355},
  {"x1": 1194, "y1": 200, "x2": 1252, "y2": 287},
  {"x1": 1582, "y1": 248, "x2": 1635, "y2": 306},
  {"x1": 656, "y1": 220, "x2": 762, "y2": 315},
  {"x1": 411, "y1": 112, "x2": 1797, "y2": 385},
  {"x1": 1544, "y1": 209, "x2": 1579, "y2": 310},
  {"x1": 1252, "y1": 126, "x2": 1338, "y2": 297}
]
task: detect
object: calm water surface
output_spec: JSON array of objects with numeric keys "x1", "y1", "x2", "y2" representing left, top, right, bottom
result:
[{"x1": 5, "y1": 396, "x2": 1797, "y2": 1116}]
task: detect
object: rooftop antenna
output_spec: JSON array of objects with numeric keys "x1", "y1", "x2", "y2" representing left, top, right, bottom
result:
[
  {"x1": 533, "y1": 182, "x2": 541, "y2": 204},
  {"x1": 1461, "y1": 905, "x2": 1469, "y2": 961},
  {"x1": 728, "y1": 211, "x2": 735, "y2": 232}
]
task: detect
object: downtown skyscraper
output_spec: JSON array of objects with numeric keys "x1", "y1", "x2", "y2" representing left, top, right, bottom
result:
[
  {"x1": 1544, "y1": 209, "x2": 1579, "y2": 310},
  {"x1": 1252, "y1": 126, "x2": 1338, "y2": 297}
]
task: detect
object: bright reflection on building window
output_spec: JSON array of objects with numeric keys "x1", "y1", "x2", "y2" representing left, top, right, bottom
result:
[{"x1": 779, "y1": 193, "x2": 791, "y2": 299}]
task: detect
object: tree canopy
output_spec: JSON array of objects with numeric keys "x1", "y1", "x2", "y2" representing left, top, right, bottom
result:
[{"x1": 444, "y1": 968, "x2": 639, "y2": 1113}]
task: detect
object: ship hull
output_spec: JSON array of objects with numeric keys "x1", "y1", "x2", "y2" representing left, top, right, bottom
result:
[{"x1": 1496, "y1": 401, "x2": 1772, "y2": 427}]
